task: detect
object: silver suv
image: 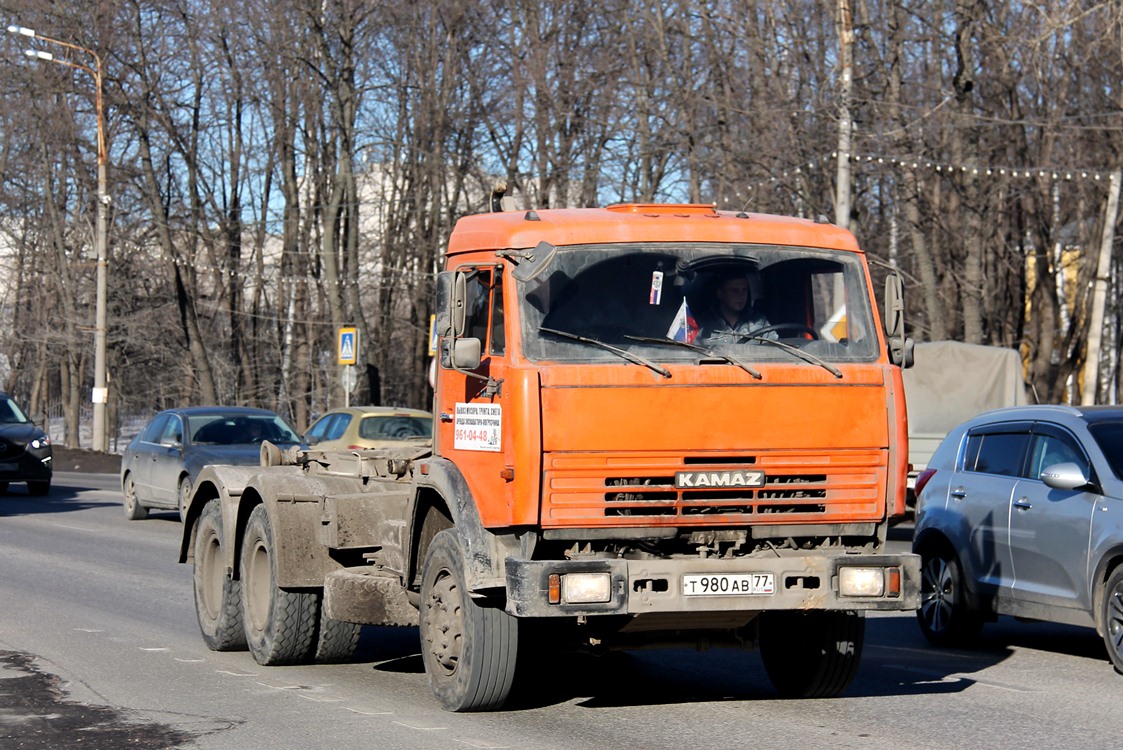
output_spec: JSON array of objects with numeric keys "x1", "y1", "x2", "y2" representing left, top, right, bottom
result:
[{"x1": 913, "y1": 405, "x2": 1123, "y2": 672}]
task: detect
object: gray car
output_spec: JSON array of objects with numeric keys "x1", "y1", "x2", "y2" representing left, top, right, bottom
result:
[
  {"x1": 913, "y1": 404, "x2": 1123, "y2": 672},
  {"x1": 121, "y1": 406, "x2": 301, "y2": 521}
]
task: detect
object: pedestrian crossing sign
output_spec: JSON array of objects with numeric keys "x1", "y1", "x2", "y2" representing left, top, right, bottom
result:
[{"x1": 338, "y1": 327, "x2": 358, "y2": 365}]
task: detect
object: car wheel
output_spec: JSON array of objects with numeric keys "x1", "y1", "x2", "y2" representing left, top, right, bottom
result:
[
  {"x1": 419, "y1": 529, "x2": 518, "y2": 711},
  {"x1": 122, "y1": 474, "x2": 149, "y2": 520},
  {"x1": 240, "y1": 504, "x2": 318, "y2": 665},
  {"x1": 759, "y1": 610, "x2": 865, "y2": 698},
  {"x1": 178, "y1": 476, "x2": 192, "y2": 523},
  {"x1": 1100, "y1": 567, "x2": 1123, "y2": 673},
  {"x1": 28, "y1": 480, "x2": 50, "y2": 496},
  {"x1": 193, "y1": 498, "x2": 246, "y2": 651},
  {"x1": 917, "y1": 546, "x2": 983, "y2": 647}
]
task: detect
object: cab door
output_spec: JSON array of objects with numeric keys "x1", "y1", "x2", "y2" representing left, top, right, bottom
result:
[{"x1": 435, "y1": 265, "x2": 510, "y2": 525}]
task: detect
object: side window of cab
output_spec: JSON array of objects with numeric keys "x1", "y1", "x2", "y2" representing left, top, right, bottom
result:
[{"x1": 461, "y1": 266, "x2": 505, "y2": 355}]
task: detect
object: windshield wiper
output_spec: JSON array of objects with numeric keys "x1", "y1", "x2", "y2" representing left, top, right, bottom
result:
[
  {"x1": 733, "y1": 334, "x2": 843, "y2": 378},
  {"x1": 623, "y1": 335, "x2": 762, "y2": 380},
  {"x1": 539, "y1": 327, "x2": 671, "y2": 378}
]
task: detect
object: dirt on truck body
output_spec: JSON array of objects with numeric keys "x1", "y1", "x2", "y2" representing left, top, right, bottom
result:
[{"x1": 180, "y1": 202, "x2": 921, "y2": 711}]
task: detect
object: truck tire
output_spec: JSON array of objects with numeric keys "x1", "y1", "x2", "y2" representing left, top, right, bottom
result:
[
  {"x1": 193, "y1": 498, "x2": 246, "y2": 651},
  {"x1": 419, "y1": 529, "x2": 518, "y2": 711},
  {"x1": 759, "y1": 610, "x2": 864, "y2": 698},
  {"x1": 240, "y1": 504, "x2": 318, "y2": 665},
  {"x1": 122, "y1": 474, "x2": 148, "y2": 520},
  {"x1": 312, "y1": 604, "x2": 361, "y2": 663}
]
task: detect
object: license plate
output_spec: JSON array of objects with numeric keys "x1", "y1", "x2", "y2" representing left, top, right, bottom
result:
[
  {"x1": 683, "y1": 573, "x2": 775, "y2": 596},
  {"x1": 0, "y1": 463, "x2": 16, "y2": 472}
]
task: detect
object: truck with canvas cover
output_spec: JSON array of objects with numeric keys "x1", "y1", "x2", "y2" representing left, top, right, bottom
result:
[
  {"x1": 902, "y1": 340, "x2": 1029, "y2": 502},
  {"x1": 180, "y1": 202, "x2": 921, "y2": 711}
]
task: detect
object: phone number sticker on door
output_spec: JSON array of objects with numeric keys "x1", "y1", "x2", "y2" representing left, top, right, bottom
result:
[{"x1": 453, "y1": 403, "x2": 502, "y2": 451}]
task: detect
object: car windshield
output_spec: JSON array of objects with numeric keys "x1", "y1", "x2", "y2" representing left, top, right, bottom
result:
[
  {"x1": 187, "y1": 414, "x2": 301, "y2": 445},
  {"x1": 0, "y1": 397, "x2": 29, "y2": 424},
  {"x1": 517, "y1": 243, "x2": 879, "y2": 364},
  {"x1": 360, "y1": 416, "x2": 432, "y2": 440},
  {"x1": 1089, "y1": 422, "x2": 1123, "y2": 480}
]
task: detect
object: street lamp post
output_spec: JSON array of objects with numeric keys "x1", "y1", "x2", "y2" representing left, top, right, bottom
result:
[{"x1": 8, "y1": 25, "x2": 110, "y2": 452}]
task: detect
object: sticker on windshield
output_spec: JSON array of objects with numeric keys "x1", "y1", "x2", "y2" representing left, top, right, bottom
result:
[
  {"x1": 649, "y1": 270, "x2": 664, "y2": 305},
  {"x1": 454, "y1": 403, "x2": 502, "y2": 452}
]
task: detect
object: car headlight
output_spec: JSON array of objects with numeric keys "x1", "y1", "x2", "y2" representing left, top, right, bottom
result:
[{"x1": 30, "y1": 435, "x2": 51, "y2": 450}]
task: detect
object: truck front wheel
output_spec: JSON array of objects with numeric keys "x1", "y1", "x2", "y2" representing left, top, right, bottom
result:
[
  {"x1": 193, "y1": 499, "x2": 246, "y2": 651},
  {"x1": 419, "y1": 529, "x2": 518, "y2": 711},
  {"x1": 759, "y1": 610, "x2": 864, "y2": 698},
  {"x1": 240, "y1": 505, "x2": 318, "y2": 665}
]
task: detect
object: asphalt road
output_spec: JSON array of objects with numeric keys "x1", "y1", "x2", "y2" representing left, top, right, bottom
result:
[{"x1": 3, "y1": 472, "x2": 1123, "y2": 749}]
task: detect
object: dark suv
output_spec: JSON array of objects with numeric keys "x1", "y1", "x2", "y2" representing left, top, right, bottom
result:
[
  {"x1": 0, "y1": 393, "x2": 52, "y2": 495},
  {"x1": 913, "y1": 405, "x2": 1123, "y2": 672}
]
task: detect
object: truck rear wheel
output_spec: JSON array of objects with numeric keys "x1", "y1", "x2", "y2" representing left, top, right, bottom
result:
[
  {"x1": 312, "y1": 605, "x2": 361, "y2": 663},
  {"x1": 240, "y1": 505, "x2": 318, "y2": 665},
  {"x1": 419, "y1": 529, "x2": 518, "y2": 711},
  {"x1": 759, "y1": 610, "x2": 864, "y2": 698},
  {"x1": 193, "y1": 499, "x2": 246, "y2": 651}
]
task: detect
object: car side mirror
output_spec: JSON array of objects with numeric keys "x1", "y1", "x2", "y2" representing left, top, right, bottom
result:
[
  {"x1": 304, "y1": 434, "x2": 319, "y2": 446},
  {"x1": 1041, "y1": 462, "x2": 1092, "y2": 491}
]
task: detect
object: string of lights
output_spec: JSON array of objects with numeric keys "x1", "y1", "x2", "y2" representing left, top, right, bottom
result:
[{"x1": 742, "y1": 152, "x2": 1117, "y2": 194}]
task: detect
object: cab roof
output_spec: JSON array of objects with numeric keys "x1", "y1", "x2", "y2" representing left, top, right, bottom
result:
[{"x1": 446, "y1": 204, "x2": 862, "y2": 256}]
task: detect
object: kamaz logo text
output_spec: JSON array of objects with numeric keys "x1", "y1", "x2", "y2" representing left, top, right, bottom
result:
[{"x1": 675, "y1": 470, "x2": 765, "y2": 488}]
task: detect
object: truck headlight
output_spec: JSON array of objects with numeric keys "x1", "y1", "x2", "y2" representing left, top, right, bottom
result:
[
  {"x1": 561, "y1": 572, "x2": 612, "y2": 604},
  {"x1": 839, "y1": 567, "x2": 888, "y2": 597}
]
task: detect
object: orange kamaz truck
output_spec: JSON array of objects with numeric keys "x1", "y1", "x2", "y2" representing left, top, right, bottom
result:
[{"x1": 180, "y1": 202, "x2": 920, "y2": 712}]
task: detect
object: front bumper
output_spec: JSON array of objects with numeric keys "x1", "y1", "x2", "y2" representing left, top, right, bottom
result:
[
  {"x1": 0, "y1": 450, "x2": 52, "y2": 482},
  {"x1": 505, "y1": 552, "x2": 920, "y2": 618}
]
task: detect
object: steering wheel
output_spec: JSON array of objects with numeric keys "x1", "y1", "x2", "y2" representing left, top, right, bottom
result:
[{"x1": 746, "y1": 323, "x2": 820, "y2": 340}]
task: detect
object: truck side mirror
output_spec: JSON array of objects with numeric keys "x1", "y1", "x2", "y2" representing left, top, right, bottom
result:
[
  {"x1": 510, "y1": 241, "x2": 558, "y2": 283},
  {"x1": 435, "y1": 271, "x2": 469, "y2": 338},
  {"x1": 451, "y1": 271, "x2": 468, "y2": 337},
  {"x1": 451, "y1": 338, "x2": 482, "y2": 370},
  {"x1": 883, "y1": 272, "x2": 914, "y2": 368},
  {"x1": 883, "y1": 272, "x2": 904, "y2": 339},
  {"x1": 434, "y1": 272, "x2": 453, "y2": 337}
]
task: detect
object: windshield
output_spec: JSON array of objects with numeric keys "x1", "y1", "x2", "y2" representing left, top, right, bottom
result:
[
  {"x1": 518, "y1": 243, "x2": 879, "y2": 364},
  {"x1": 1089, "y1": 422, "x2": 1123, "y2": 481},
  {"x1": 0, "y1": 396, "x2": 29, "y2": 424}
]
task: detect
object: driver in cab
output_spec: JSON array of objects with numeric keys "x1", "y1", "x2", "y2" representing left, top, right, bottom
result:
[{"x1": 700, "y1": 272, "x2": 778, "y2": 345}]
